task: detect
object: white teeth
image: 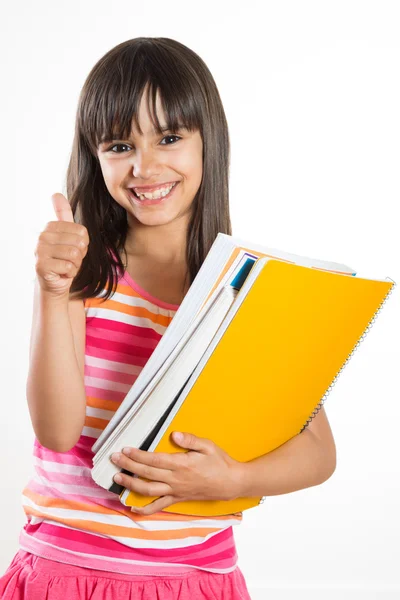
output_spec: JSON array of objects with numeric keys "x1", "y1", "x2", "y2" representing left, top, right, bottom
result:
[{"x1": 134, "y1": 182, "x2": 176, "y2": 200}]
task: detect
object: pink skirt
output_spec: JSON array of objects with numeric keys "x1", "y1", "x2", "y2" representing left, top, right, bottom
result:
[{"x1": 0, "y1": 550, "x2": 252, "y2": 600}]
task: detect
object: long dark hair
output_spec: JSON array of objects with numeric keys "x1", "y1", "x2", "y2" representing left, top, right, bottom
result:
[{"x1": 66, "y1": 37, "x2": 231, "y2": 302}]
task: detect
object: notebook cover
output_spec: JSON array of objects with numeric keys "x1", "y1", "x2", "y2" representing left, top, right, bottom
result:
[{"x1": 121, "y1": 260, "x2": 394, "y2": 516}]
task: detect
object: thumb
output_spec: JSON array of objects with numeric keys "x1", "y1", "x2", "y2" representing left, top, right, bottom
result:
[
  {"x1": 52, "y1": 193, "x2": 74, "y2": 223},
  {"x1": 172, "y1": 432, "x2": 211, "y2": 453}
]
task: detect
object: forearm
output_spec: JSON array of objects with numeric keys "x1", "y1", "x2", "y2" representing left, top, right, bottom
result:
[
  {"x1": 235, "y1": 428, "x2": 336, "y2": 498},
  {"x1": 26, "y1": 283, "x2": 86, "y2": 452}
]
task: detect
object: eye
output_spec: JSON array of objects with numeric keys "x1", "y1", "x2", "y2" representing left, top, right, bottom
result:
[
  {"x1": 105, "y1": 135, "x2": 181, "y2": 153},
  {"x1": 160, "y1": 135, "x2": 181, "y2": 145},
  {"x1": 107, "y1": 143, "x2": 132, "y2": 154}
]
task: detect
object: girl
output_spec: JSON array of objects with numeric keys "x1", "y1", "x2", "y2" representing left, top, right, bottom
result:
[{"x1": 0, "y1": 36, "x2": 336, "y2": 599}]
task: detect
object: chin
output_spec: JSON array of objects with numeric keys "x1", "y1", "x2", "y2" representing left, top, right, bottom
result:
[
  {"x1": 128, "y1": 202, "x2": 194, "y2": 228},
  {"x1": 131, "y1": 210, "x2": 182, "y2": 228}
]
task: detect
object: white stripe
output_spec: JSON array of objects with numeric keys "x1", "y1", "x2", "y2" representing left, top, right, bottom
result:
[
  {"x1": 86, "y1": 405, "x2": 115, "y2": 421},
  {"x1": 84, "y1": 376, "x2": 131, "y2": 394},
  {"x1": 33, "y1": 457, "x2": 92, "y2": 477},
  {"x1": 20, "y1": 529, "x2": 235, "y2": 569},
  {"x1": 29, "y1": 468, "x2": 241, "y2": 530},
  {"x1": 82, "y1": 426, "x2": 101, "y2": 439},
  {"x1": 85, "y1": 354, "x2": 142, "y2": 376},
  {"x1": 86, "y1": 307, "x2": 168, "y2": 336},
  {"x1": 108, "y1": 290, "x2": 176, "y2": 317},
  {"x1": 22, "y1": 494, "x2": 240, "y2": 531},
  {"x1": 30, "y1": 474, "x2": 113, "y2": 499}
]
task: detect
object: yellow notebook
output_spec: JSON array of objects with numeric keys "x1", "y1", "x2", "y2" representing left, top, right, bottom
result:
[{"x1": 120, "y1": 259, "x2": 394, "y2": 516}]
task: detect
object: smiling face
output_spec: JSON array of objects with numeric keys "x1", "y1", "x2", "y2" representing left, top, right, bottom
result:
[{"x1": 96, "y1": 86, "x2": 203, "y2": 232}]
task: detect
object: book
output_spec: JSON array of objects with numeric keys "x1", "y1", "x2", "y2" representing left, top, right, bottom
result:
[
  {"x1": 118, "y1": 259, "x2": 394, "y2": 516},
  {"x1": 91, "y1": 235, "x2": 356, "y2": 485},
  {"x1": 89, "y1": 234, "x2": 395, "y2": 516},
  {"x1": 91, "y1": 283, "x2": 239, "y2": 487}
]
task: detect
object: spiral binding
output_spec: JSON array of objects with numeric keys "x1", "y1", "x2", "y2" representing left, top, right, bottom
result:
[
  {"x1": 298, "y1": 277, "x2": 396, "y2": 435},
  {"x1": 258, "y1": 277, "x2": 396, "y2": 507}
]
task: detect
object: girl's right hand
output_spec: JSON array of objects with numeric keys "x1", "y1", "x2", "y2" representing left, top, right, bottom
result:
[{"x1": 34, "y1": 193, "x2": 90, "y2": 299}]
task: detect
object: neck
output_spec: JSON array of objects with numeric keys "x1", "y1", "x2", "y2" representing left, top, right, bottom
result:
[{"x1": 125, "y1": 215, "x2": 189, "y2": 265}]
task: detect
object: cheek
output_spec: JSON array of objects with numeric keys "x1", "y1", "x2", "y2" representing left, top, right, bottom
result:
[
  {"x1": 98, "y1": 161, "x2": 112, "y2": 187},
  {"x1": 190, "y1": 159, "x2": 203, "y2": 189},
  {"x1": 99, "y1": 160, "x2": 124, "y2": 191},
  {"x1": 177, "y1": 155, "x2": 203, "y2": 186}
]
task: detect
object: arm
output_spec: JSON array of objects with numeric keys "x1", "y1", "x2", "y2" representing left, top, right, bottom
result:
[
  {"x1": 26, "y1": 279, "x2": 87, "y2": 453},
  {"x1": 109, "y1": 407, "x2": 337, "y2": 515},
  {"x1": 236, "y1": 407, "x2": 337, "y2": 498}
]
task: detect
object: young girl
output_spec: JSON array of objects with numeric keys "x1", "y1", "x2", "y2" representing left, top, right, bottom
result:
[{"x1": 0, "y1": 36, "x2": 336, "y2": 599}]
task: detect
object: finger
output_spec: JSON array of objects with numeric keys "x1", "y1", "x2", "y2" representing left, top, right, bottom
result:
[
  {"x1": 131, "y1": 495, "x2": 182, "y2": 516},
  {"x1": 120, "y1": 447, "x2": 180, "y2": 471},
  {"x1": 52, "y1": 193, "x2": 74, "y2": 223},
  {"x1": 39, "y1": 230, "x2": 88, "y2": 248},
  {"x1": 111, "y1": 451, "x2": 171, "y2": 483},
  {"x1": 172, "y1": 431, "x2": 213, "y2": 454},
  {"x1": 39, "y1": 256, "x2": 80, "y2": 279},
  {"x1": 114, "y1": 471, "x2": 171, "y2": 497}
]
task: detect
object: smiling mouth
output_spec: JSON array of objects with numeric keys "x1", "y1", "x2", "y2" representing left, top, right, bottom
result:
[
  {"x1": 128, "y1": 181, "x2": 180, "y2": 205},
  {"x1": 131, "y1": 181, "x2": 178, "y2": 200}
]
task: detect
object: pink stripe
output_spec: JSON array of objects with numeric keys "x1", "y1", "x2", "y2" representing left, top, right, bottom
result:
[
  {"x1": 25, "y1": 480, "x2": 123, "y2": 508},
  {"x1": 88, "y1": 327, "x2": 159, "y2": 350},
  {"x1": 84, "y1": 364, "x2": 138, "y2": 386},
  {"x1": 85, "y1": 344, "x2": 148, "y2": 367},
  {"x1": 85, "y1": 354, "x2": 140, "y2": 376},
  {"x1": 24, "y1": 522, "x2": 236, "y2": 566},
  {"x1": 79, "y1": 435, "x2": 98, "y2": 449},
  {"x1": 20, "y1": 531, "x2": 236, "y2": 575},
  {"x1": 121, "y1": 273, "x2": 180, "y2": 312},
  {"x1": 189, "y1": 546, "x2": 237, "y2": 568},
  {"x1": 34, "y1": 466, "x2": 103, "y2": 489},
  {"x1": 88, "y1": 317, "x2": 163, "y2": 342},
  {"x1": 33, "y1": 441, "x2": 93, "y2": 464},
  {"x1": 24, "y1": 480, "x2": 239, "y2": 531},
  {"x1": 86, "y1": 335, "x2": 154, "y2": 360},
  {"x1": 24, "y1": 484, "x2": 240, "y2": 537},
  {"x1": 84, "y1": 385, "x2": 127, "y2": 403},
  {"x1": 33, "y1": 447, "x2": 87, "y2": 467}
]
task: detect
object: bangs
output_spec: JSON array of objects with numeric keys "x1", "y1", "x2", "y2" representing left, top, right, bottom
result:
[
  {"x1": 79, "y1": 45, "x2": 204, "y2": 152},
  {"x1": 67, "y1": 37, "x2": 231, "y2": 302}
]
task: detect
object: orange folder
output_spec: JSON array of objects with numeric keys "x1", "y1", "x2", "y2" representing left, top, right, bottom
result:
[{"x1": 120, "y1": 259, "x2": 394, "y2": 516}]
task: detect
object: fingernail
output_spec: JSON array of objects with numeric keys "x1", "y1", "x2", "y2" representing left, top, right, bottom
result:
[
  {"x1": 114, "y1": 474, "x2": 123, "y2": 483},
  {"x1": 111, "y1": 453, "x2": 121, "y2": 462}
]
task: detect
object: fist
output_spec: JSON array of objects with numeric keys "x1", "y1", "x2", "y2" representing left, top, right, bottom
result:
[{"x1": 34, "y1": 193, "x2": 90, "y2": 298}]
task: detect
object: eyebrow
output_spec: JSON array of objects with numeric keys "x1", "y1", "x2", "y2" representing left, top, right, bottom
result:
[{"x1": 100, "y1": 126, "x2": 181, "y2": 143}]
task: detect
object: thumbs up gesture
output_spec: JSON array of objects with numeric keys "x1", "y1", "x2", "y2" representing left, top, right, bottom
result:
[{"x1": 34, "y1": 194, "x2": 90, "y2": 298}]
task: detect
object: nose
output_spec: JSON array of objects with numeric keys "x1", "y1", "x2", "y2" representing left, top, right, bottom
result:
[{"x1": 131, "y1": 147, "x2": 161, "y2": 180}]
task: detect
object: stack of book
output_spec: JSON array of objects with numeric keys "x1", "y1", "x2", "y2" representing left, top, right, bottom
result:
[{"x1": 90, "y1": 234, "x2": 395, "y2": 516}]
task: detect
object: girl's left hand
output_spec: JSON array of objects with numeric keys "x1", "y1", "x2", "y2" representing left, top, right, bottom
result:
[{"x1": 110, "y1": 431, "x2": 244, "y2": 515}]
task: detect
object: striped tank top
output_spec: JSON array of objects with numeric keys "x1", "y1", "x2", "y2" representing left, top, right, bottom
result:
[{"x1": 19, "y1": 266, "x2": 242, "y2": 575}]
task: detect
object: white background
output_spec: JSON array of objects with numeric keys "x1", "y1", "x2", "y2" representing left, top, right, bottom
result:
[{"x1": 1, "y1": 1, "x2": 399, "y2": 598}]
